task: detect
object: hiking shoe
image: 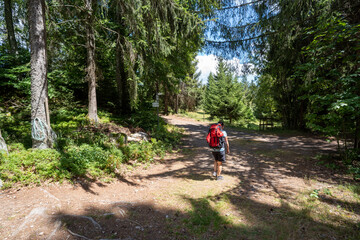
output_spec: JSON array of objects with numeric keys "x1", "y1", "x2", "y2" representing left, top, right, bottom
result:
[
  {"x1": 217, "y1": 175, "x2": 224, "y2": 181},
  {"x1": 212, "y1": 172, "x2": 217, "y2": 177}
]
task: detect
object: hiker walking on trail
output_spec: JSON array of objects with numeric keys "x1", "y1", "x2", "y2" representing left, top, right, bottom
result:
[{"x1": 206, "y1": 121, "x2": 230, "y2": 180}]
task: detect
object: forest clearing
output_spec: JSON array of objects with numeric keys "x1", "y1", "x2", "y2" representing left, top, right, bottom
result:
[{"x1": 0, "y1": 115, "x2": 359, "y2": 240}]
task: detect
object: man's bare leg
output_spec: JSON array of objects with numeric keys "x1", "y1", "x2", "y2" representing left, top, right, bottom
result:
[
  {"x1": 213, "y1": 160, "x2": 217, "y2": 173},
  {"x1": 216, "y1": 161, "x2": 222, "y2": 177}
]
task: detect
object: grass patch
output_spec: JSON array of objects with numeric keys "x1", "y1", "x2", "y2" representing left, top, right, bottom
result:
[
  {"x1": 184, "y1": 197, "x2": 231, "y2": 235},
  {"x1": 339, "y1": 183, "x2": 360, "y2": 200},
  {"x1": 315, "y1": 153, "x2": 360, "y2": 180},
  {"x1": 315, "y1": 153, "x2": 343, "y2": 170},
  {"x1": 178, "y1": 111, "x2": 293, "y2": 133},
  {"x1": 294, "y1": 184, "x2": 360, "y2": 235},
  {"x1": 232, "y1": 139, "x2": 257, "y2": 145},
  {"x1": 177, "y1": 110, "x2": 211, "y2": 122},
  {"x1": 166, "y1": 181, "x2": 360, "y2": 240}
]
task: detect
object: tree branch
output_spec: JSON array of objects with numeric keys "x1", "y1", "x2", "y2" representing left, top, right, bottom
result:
[
  {"x1": 215, "y1": 21, "x2": 258, "y2": 30},
  {"x1": 51, "y1": 4, "x2": 86, "y2": 12},
  {"x1": 192, "y1": 0, "x2": 265, "y2": 14},
  {"x1": 217, "y1": 0, "x2": 265, "y2": 11},
  {"x1": 98, "y1": 24, "x2": 119, "y2": 35},
  {"x1": 67, "y1": 229, "x2": 91, "y2": 240},
  {"x1": 205, "y1": 33, "x2": 273, "y2": 44},
  {"x1": 54, "y1": 19, "x2": 84, "y2": 25}
]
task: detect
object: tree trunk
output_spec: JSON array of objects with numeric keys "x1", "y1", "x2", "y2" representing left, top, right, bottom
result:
[
  {"x1": 115, "y1": 6, "x2": 131, "y2": 114},
  {"x1": 0, "y1": 129, "x2": 8, "y2": 154},
  {"x1": 355, "y1": 116, "x2": 360, "y2": 150},
  {"x1": 85, "y1": 0, "x2": 98, "y2": 123},
  {"x1": 116, "y1": 41, "x2": 131, "y2": 114},
  {"x1": 164, "y1": 85, "x2": 169, "y2": 115},
  {"x1": 4, "y1": 0, "x2": 17, "y2": 54},
  {"x1": 28, "y1": 0, "x2": 50, "y2": 148},
  {"x1": 175, "y1": 93, "x2": 179, "y2": 114},
  {"x1": 115, "y1": 40, "x2": 123, "y2": 111}
]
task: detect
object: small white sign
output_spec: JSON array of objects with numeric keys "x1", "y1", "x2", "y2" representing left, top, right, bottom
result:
[{"x1": 152, "y1": 102, "x2": 159, "y2": 107}]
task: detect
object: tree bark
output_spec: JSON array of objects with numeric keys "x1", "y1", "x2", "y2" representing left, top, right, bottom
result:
[
  {"x1": 164, "y1": 85, "x2": 169, "y2": 115},
  {"x1": 115, "y1": 6, "x2": 131, "y2": 114},
  {"x1": 355, "y1": 116, "x2": 360, "y2": 150},
  {"x1": 116, "y1": 45, "x2": 131, "y2": 114},
  {"x1": 4, "y1": 0, "x2": 17, "y2": 54},
  {"x1": 0, "y1": 129, "x2": 8, "y2": 154},
  {"x1": 175, "y1": 93, "x2": 179, "y2": 114},
  {"x1": 28, "y1": 0, "x2": 50, "y2": 148},
  {"x1": 85, "y1": 0, "x2": 98, "y2": 123}
]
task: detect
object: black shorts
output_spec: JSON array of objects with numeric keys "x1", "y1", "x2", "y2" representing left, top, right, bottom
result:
[{"x1": 212, "y1": 151, "x2": 226, "y2": 162}]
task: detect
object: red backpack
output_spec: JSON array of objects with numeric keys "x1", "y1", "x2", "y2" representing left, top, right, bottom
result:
[{"x1": 206, "y1": 123, "x2": 224, "y2": 148}]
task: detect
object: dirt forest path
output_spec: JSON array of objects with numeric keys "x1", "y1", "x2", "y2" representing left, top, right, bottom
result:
[{"x1": 0, "y1": 115, "x2": 355, "y2": 240}]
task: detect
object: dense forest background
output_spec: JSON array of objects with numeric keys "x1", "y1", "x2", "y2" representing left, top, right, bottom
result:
[{"x1": 0, "y1": 0, "x2": 359, "y2": 185}]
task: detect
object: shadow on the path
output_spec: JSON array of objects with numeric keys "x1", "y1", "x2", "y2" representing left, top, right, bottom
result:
[
  {"x1": 41, "y1": 118, "x2": 360, "y2": 239},
  {"x1": 46, "y1": 187, "x2": 359, "y2": 240},
  {"x1": 136, "y1": 119, "x2": 353, "y2": 190},
  {"x1": 73, "y1": 117, "x2": 346, "y2": 194}
]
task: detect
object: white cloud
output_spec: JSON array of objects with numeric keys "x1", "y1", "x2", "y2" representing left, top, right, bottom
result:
[
  {"x1": 195, "y1": 54, "x2": 218, "y2": 83},
  {"x1": 196, "y1": 54, "x2": 256, "y2": 84}
]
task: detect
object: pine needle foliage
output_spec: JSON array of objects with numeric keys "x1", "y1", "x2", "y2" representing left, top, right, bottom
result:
[{"x1": 204, "y1": 59, "x2": 254, "y2": 124}]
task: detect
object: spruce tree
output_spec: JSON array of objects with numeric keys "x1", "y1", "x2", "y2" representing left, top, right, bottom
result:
[
  {"x1": 205, "y1": 60, "x2": 254, "y2": 124},
  {"x1": 204, "y1": 72, "x2": 219, "y2": 118}
]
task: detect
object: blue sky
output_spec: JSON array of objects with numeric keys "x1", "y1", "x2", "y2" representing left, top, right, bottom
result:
[
  {"x1": 195, "y1": 54, "x2": 256, "y2": 84},
  {"x1": 195, "y1": 0, "x2": 259, "y2": 85}
]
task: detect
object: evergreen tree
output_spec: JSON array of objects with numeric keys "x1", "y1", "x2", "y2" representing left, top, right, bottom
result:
[
  {"x1": 204, "y1": 72, "x2": 219, "y2": 118},
  {"x1": 205, "y1": 60, "x2": 253, "y2": 124},
  {"x1": 0, "y1": 0, "x2": 30, "y2": 101},
  {"x1": 177, "y1": 64, "x2": 202, "y2": 112},
  {"x1": 253, "y1": 74, "x2": 277, "y2": 119}
]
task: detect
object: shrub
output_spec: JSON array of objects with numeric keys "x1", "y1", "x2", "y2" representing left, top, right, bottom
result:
[
  {"x1": 122, "y1": 140, "x2": 164, "y2": 163},
  {"x1": 0, "y1": 107, "x2": 183, "y2": 188},
  {"x1": 60, "y1": 144, "x2": 125, "y2": 178},
  {"x1": 153, "y1": 124, "x2": 183, "y2": 147},
  {"x1": 125, "y1": 110, "x2": 159, "y2": 132},
  {"x1": 0, "y1": 148, "x2": 65, "y2": 188}
]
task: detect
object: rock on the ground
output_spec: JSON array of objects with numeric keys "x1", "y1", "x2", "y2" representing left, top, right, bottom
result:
[{"x1": 128, "y1": 132, "x2": 149, "y2": 142}]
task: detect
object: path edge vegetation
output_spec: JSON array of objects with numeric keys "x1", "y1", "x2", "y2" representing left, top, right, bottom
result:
[{"x1": 0, "y1": 107, "x2": 183, "y2": 189}]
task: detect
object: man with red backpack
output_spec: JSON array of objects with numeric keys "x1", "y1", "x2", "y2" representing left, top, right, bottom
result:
[{"x1": 206, "y1": 121, "x2": 230, "y2": 180}]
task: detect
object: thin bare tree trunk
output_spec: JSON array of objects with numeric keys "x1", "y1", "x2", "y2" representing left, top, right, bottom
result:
[
  {"x1": 175, "y1": 93, "x2": 179, "y2": 114},
  {"x1": 115, "y1": 39, "x2": 122, "y2": 110},
  {"x1": 29, "y1": 0, "x2": 50, "y2": 149},
  {"x1": 4, "y1": 0, "x2": 17, "y2": 54},
  {"x1": 85, "y1": 0, "x2": 98, "y2": 123},
  {"x1": 164, "y1": 85, "x2": 169, "y2": 115},
  {"x1": 355, "y1": 116, "x2": 360, "y2": 150}
]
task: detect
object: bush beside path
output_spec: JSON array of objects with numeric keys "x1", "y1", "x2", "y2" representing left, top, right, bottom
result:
[{"x1": 0, "y1": 115, "x2": 359, "y2": 240}]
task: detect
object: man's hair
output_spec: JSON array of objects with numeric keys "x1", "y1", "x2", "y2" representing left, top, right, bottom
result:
[{"x1": 218, "y1": 121, "x2": 224, "y2": 127}]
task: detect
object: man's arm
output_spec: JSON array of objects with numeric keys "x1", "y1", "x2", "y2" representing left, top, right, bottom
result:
[{"x1": 225, "y1": 137, "x2": 230, "y2": 154}]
